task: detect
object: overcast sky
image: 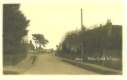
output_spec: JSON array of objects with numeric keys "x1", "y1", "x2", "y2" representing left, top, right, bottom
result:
[{"x1": 20, "y1": 0, "x2": 124, "y2": 49}]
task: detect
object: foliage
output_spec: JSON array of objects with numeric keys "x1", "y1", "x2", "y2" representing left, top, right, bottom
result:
[
  {"x1": 3, "y1": 4, "x2": 30, "y2": 65},
  {"x1": 57, "y1": 20, "x2": 122, "y2": 69},
  {"x1": 3, "y1": 4, "x2": 29, "y2": 54},
  {"x1": 32, "y1": 34, "x2": 48, "y2": 48}
]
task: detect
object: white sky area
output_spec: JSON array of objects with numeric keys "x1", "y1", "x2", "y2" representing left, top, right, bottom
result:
[{"x1": 20, "y1": 0, "x2": 124, "y2": 49}]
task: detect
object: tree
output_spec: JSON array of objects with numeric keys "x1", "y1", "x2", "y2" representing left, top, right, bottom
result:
[
  {"x1": 28, "y1": 40, "x2": 35, "y2": 50},
  {"x1": 32, "y1": 34, "x2": 48, "y2": 49},
  {"x1": 58, "y1": 20, "x2": 122, "y2": 60},
  {"x1": 3, "y1": 4, "x2": 30, "y2": 64}
]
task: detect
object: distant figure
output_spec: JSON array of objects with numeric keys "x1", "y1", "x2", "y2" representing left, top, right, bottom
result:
[{"x1": 31, "y1": 55, "x2": 37, "y2": 64}]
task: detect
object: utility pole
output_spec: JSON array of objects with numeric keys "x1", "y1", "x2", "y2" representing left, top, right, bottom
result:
[
  {"x1": 80, "y1": 8, "x2": 84, "y2": 62},
  {"x1": 81, "y1": 8, "x2": 83, "y2": 30}
]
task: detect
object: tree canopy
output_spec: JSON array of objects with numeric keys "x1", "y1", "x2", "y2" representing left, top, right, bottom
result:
[
  {"x1": 3, "y1": 4, "x2": 30, "y2": 54},
  {"x1": 32, "y1": 34, "x2": 49, "y2": 48},
  {"x1": 57, "y1": 20, "x2": 122, "y2": 59}
]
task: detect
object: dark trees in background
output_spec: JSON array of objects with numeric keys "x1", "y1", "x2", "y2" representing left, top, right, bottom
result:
[
  {"x1": 57, "y1": 20, "x2": 122, "y2": 70},
  {"x1": 3, "y1": 4, "x2": 30, "y2": 65}
]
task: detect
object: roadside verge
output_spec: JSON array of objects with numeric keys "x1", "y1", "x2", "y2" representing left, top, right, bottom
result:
[{"x1": 60, "y1": 57, "x2": 122, "y2": 75}]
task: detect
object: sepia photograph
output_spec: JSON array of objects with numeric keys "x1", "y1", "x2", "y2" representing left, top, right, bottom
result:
[{"x1": 3, "y1": 0, "x2": 124, "y2": 76}]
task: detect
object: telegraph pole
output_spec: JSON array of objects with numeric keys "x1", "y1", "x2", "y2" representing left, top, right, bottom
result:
[
  {"x1": 81, "y1": 8, "x2": 83, "y2": 30},
  {"x1": 80, "y1": 8, "x2": 84, "y2": 62}
]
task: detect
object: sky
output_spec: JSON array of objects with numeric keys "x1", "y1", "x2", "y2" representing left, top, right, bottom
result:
[{"x1": 20, "y1": 0, "x2": 124, "y2": 49}]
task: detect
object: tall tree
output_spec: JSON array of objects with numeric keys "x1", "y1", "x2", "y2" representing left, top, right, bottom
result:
[
  {"x1": 3, "y1": 4, "x2": 30, "y2": 64},
  {"x1": 32, "y1": 34, "x2": 48, "y2": 48}
]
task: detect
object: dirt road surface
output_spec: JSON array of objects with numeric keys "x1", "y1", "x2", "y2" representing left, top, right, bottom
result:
[{"x1": 23, "y1": 53, "x2": 98, "y2": 74}]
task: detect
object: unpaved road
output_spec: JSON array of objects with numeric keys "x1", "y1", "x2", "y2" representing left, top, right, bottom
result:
[{"x1": 23, "y1": 53, "x2": 97, "y2": 74}]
